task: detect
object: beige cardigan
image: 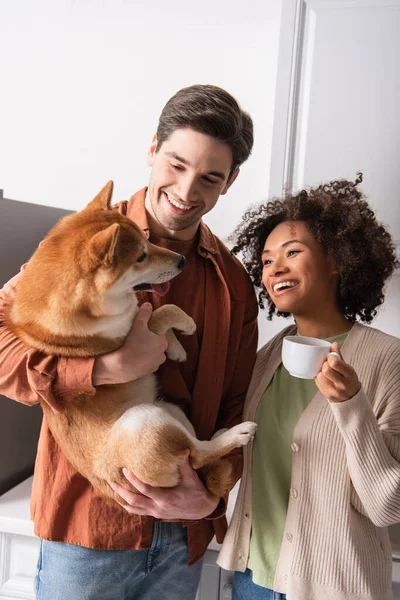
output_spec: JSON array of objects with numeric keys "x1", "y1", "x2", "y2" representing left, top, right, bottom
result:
[{"x1": 218, "y1": 323, "x2": 400, "y2": 600}]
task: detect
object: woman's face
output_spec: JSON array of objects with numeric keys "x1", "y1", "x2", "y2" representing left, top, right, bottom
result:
[{"x1": 261, "y1": 220, "x2": 339, "y2": 318}]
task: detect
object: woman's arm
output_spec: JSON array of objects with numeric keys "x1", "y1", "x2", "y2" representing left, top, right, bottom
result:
[{"x1": 317, "y1": 342, "x2": 400, "y2": 527}]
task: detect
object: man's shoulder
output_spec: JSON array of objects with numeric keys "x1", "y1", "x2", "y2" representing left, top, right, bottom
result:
[
  {"x1": 112, "y1": 200, "x2": 128, "y2": 216},
  {"x1": 112, "y1": 188, "x2": 147, "y2": 217},
  {"x1": 210, "y1": 234, "x2": 256, "y2": 301},
  {"x1": 213, "y1": 235, "x2": 245, "y2": 269},
  {"x1": 203, "y1": 227, "x2": 246, "y2": 273}
]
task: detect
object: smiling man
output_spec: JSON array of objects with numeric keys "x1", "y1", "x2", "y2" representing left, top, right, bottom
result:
[
  {"x1": 146, "y1": 127, "x2": 239, "y2": 240},
  {"x1": 0, "y1": 85, "x2": 258, "y2": 600}
]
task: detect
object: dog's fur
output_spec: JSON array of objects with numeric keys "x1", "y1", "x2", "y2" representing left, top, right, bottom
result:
[{"x1": 6, "y1": 182, "x2": 256, "y2": 505}]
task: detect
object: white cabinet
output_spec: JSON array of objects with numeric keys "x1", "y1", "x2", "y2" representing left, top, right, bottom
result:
[
  {"x1": 195, "y1": 551, "x2": 233, "y2": 600},
  {"x1": 0, "y1": 479, "x2": 38, "y2": 600}
]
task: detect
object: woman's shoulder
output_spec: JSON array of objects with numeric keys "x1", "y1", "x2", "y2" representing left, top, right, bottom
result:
[
  {"x1": 351, "y1": 322, "x2": 400, "y2": 354},
  {"x1": 349, "y1": 323, "x2": 400, "y2": 376},
  {"x1": 245, "y1": 325, "x2": 296, "y2": 401},
  {"x1": 256, "y1": 324, "x2": 297, "y2": 360}
]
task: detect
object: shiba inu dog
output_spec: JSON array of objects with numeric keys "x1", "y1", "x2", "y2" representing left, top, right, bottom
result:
[{"x1": 6, "y1": 182, "x2": 257, "y2": 506}]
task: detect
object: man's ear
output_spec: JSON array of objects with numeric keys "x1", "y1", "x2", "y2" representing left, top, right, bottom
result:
[
  {"x1": 221, "y1": 168, "x2": 240, "y2": 195},
  {"x1": 147, "y1": 134, "x2": 158, "y2": 167},
  {"x1": 87, "y1": 223, "x2": 120, "y2": 268}
]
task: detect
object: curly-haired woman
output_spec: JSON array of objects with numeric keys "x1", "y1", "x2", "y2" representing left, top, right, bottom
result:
[{"x1": 217, "y1": 175, "x2": 400, "y2": 600}]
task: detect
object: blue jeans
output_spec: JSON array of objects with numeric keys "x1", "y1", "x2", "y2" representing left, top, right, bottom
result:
[
  {"x1": 35, "y1": 522, "x2": 203, "y2": 600},
  {"x1": 233, "y1": 569, "x2": 287, "y2": 600}
]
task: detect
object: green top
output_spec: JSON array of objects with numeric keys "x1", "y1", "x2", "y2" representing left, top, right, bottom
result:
[{"x1": 248, "y1": 332, "x2": 348, "y2": 589}]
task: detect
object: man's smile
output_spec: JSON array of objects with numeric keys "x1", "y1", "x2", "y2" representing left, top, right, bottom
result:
[{"x1": 163, "y1": 191, "x2": 195, "y2": 213}]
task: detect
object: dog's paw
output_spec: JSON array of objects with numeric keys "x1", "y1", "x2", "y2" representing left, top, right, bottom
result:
[
  {"x1": 178, "y1": 317, "x2": 196, "y2": 336},
  {"x1": 231, "y1": 421, "x2": 257, "y2": 446},
  {"x1": 166, "y1": 343, "x2": 187, "y2": 363}
]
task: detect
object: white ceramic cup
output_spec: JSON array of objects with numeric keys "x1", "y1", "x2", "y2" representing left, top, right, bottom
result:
[{"x1": 282, "y1": 335, "x2": 341, "y2": 379}]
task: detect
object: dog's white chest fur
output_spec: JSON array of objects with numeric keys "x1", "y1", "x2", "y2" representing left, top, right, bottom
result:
[{"x1": 84, "y1": 303, "x2": 138, "y2": 339}]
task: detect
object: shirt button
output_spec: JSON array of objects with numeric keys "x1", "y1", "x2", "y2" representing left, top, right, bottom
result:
[
  {"x1": 290, "y1": 488, "x2": 298, "y2": 498},
  {"x1": 291, "y1": 442, "x2": 299, "y2": 452},
  {"x1": 244, "y1": 512, "x2": 250, "y2": 519},
  {"x1": 286, "y1": 533, "x2": 293, "y2": 543},
  {"x1": 238, "y1": 552, "x2": 244, "y2": 560},
  {"x1": 210, "y1": 246, "x2": 216, "y2": 253}
]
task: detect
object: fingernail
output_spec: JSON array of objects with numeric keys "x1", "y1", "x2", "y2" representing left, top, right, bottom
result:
[{"x1": 122, "y1": 468, "x2": 128, "y2": 476}]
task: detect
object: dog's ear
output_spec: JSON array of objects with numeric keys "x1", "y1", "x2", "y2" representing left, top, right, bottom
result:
[
  {"x1": 87, "y1": 223, "x2": 120, "y2": 268},
  {"x1": 85, "y1": 181, "x2": 114, "y2": 211}
]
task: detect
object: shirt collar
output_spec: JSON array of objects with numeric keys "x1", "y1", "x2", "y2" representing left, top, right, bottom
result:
[{"x1": 125, "y1": 187, "x2": 218, "y2": 255}]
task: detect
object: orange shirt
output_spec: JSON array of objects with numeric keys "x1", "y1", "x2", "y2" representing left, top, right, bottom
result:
[
  {"x1": 144, "y1": 232, "x2": 205, "y2": 411},
  {"x1": 0, "y1": 188, "x2": 258, "y2": 565}
]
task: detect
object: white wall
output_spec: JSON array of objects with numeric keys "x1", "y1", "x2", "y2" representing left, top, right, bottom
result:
[
  {"x1": 267, "y1": 0, "x2": 400, "y2": 342},
  {"x1": 0, "y1": 0, "x2": 282, "y2": 247},
  {"x1": 1, "y1": 0, "x2": 397, "y2": 348}
]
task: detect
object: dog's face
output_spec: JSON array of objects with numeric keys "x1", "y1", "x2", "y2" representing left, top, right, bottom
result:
[
  {"x1": 116, "y1": 234, "x2": 184, "y2": 297},
  {"x1": 35, "y1": 181, "x2": 185, "y2": 304},
  {"x1": 10, "y1": 182, "x2": 185, "y2": 352},
  {"x1": 80, "y1": 205, "x2": 184, "y2": 302}
]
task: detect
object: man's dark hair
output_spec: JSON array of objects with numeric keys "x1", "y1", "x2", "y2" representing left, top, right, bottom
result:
[
  {"x1": 230, "y1": 174, "x2": 398, "y2": 323},
  {"x1": 156, "y1": 84, "x2": 254, "y2": 178}
]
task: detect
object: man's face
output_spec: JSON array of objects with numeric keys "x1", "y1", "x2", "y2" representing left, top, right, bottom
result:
[{"x1": 146, "y1": 128, "x2": 239, "y2": 240}]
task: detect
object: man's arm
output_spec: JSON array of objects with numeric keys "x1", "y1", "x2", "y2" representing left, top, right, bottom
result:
[
  {"x1": 0, "y1": 272, "x2": 94, "y2": 412},
  {"x1": 0, "y1": 274, "x2": 168, "y2": 412}
]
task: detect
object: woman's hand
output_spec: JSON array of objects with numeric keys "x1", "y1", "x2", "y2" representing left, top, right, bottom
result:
[{"x1": 315, "y1": 342, "x2": 361, "y2": 403}]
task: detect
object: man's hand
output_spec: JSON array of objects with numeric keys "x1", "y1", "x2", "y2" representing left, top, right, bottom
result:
[
  {"x1": 92, "y1": 303, "x2": 168, "y2": 386},
  {"x1": 108, "y1": 450, "x2": 220, "y2": 520},
  {"x1": 315, "y1": 342, "x2": 361, "y2": 403}
]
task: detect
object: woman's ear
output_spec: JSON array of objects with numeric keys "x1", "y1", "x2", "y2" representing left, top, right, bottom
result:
[{"x1": 328, "y1": 257, "x2": 339, "y2": 276}]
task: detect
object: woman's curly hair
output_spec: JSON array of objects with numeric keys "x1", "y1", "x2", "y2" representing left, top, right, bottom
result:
[{"x1": 230, "y1": 174, "x2": 398, "y2": 322}]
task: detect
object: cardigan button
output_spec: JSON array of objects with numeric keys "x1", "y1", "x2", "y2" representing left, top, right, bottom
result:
[
  {"x1": 286, "y1": 533, "x2": 293, "y2": 543},
  {"x1": 290, "y1": 488, "x2": 298, "y2": 499},
  {"x1": 291, "y1": 442, "x2": 299, "y2": 452}
]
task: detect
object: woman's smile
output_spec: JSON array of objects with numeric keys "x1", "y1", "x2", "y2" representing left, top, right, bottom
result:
[{"x1": 271, "y1": 280, "x2": 300, "y2": 296}]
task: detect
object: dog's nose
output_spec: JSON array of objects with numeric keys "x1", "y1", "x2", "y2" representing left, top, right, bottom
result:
[{"x1": 177, "y1": 255, "x2": 186, "y2": 270}]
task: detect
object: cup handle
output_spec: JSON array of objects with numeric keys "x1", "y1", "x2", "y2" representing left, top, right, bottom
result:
[{"x1": 328, "y1": 351, "x2": 341, "y2": 360}]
